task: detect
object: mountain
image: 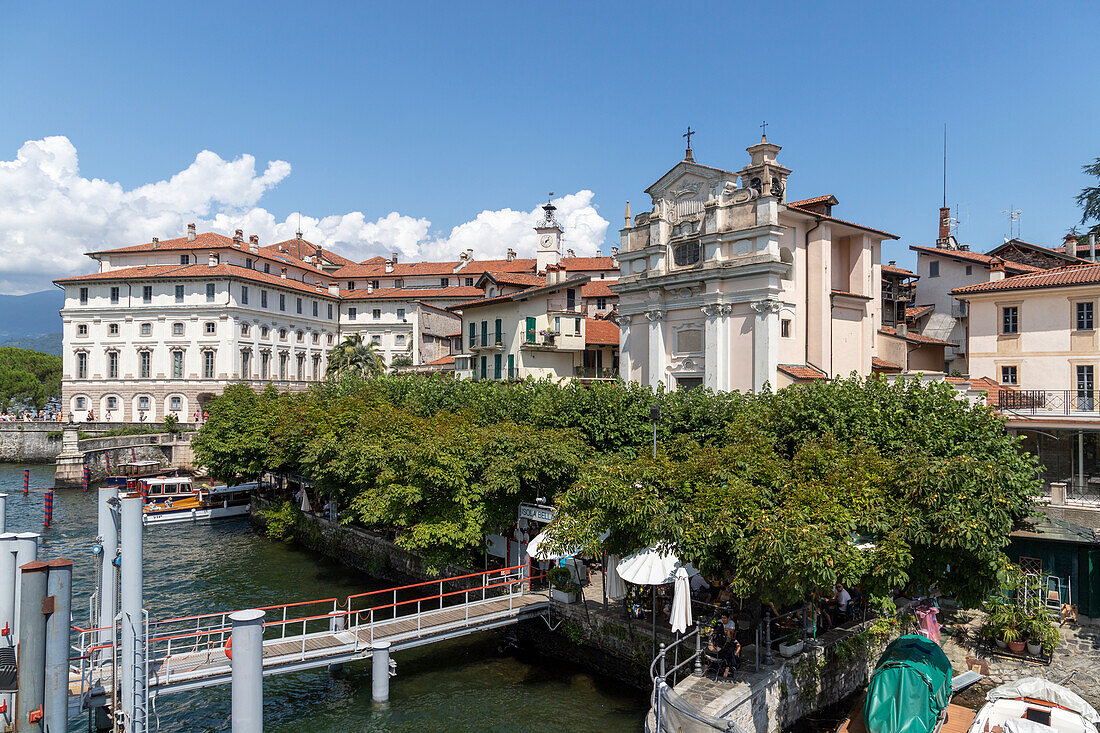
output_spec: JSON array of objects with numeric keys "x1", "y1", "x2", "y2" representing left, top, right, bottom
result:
[
  {"x1": 0, "y1": 290, "x2": 64, "y2": 341},
  {"x1": 0, "y1": 333, "x2": 62, "y2": 355}
]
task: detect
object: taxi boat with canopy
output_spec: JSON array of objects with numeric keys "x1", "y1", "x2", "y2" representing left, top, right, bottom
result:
[{"x1": 130, "y1": 476, "x2": 260, "y2": 525}]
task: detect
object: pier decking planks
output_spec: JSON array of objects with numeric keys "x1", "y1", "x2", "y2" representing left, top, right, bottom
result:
[{"x1": 836, "y1": 700, "x2": 976, "y2": 733}]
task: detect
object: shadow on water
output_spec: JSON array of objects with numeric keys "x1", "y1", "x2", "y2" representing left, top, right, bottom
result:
[{"x1": 1, "y1": 465, "x2": 648, "y2": 732}]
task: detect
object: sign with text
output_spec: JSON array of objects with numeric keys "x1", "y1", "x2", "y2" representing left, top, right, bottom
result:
[{"x1": 518, "y1": 503, "x2": 556, "y2": 524}]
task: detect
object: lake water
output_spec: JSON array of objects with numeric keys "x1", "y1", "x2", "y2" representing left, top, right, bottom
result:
[{"x1": 0, "y1": 464, "x2": 648, "y2": 732}]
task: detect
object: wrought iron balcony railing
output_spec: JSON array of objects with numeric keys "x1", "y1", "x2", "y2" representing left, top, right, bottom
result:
[{"x1": 1000, "y1": 389, "x2": 1100, "y2": 414}]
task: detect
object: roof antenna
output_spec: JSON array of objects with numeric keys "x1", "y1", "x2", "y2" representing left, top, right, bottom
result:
[{"x1": 942, "y1": 123, "x2": 947, "y2": 209}]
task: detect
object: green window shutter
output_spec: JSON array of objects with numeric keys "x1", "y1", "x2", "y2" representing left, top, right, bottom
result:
[
  {"x1": 480, "y1": 356, "x2": 487, "y2": 380},
  {"x1": 526, "y1": 317, "x2": 536, "y2": 343},
  {"x1": 495, "y1": 318, "x2": 502, "y2": 345},
  {"x1": 494, "y1": 354, "x2": 502, "y2": 379},
  {"x1": 468, "y1": 322, "x2": 476, "y2": 348},
  {"x1": 481, "y1": 320, "x2": 488, "y2": 347},
  {"x1": 508, "y1": 354, "x2": 515, "y2": 379}
]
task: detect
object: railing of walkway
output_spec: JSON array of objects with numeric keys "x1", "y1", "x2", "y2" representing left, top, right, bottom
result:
[{"x1": 69, "y1": 562, "x2": 543, "y2": 696}]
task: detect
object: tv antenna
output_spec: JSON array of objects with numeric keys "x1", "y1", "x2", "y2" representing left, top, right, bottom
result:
[{"x1": 1001, "y1": 206, "x2": 1022, "y2": 240}]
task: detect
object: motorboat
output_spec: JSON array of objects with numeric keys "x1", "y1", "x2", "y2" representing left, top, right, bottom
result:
[
  {"x1": 132, "y1": 475, "x2": 199, "y2": 502},
  {"x1": 967, "y1": 678, "x2": 1100, "y2": 733},
  {"x1": 141, "y1": 482, "x2": 259, "y2": 525},
  {"x1": 105, "y1": 460, "x2": 167, "y2": 487}
]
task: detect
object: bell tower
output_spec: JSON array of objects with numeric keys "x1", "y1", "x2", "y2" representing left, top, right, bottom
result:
[
  {"x1": 535, "y1": 196, "x2": 563, "y2": 273},
  {"x1": 736, "y1": 126, "x2": 791, "y2": 202}
]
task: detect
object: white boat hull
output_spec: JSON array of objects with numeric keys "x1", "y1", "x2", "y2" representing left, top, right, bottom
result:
[{"x1": 142, "y1": 502, "x2": 249, "y2": 525}]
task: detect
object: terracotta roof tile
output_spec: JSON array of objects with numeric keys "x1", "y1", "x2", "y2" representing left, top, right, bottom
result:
[
  {"x1": 785, "y1": 205, "x2": 898, "y2": 239},
  {"x1": 560, "y1": 256, "x2": 617, "y2": 271},
  {"x1": 89, "y1": 232, "x2": 328, "y2": 274},
  {"x1": 584, "y1": 318, "x2": 620, "y2": 345},
  {"x1": 882, "y1": 263, "x2": 916, "y2": 277},
  {"x1": 909, "y1": 245, "x2": 1042, "y2": 274},
  {"x1": 905, "y1": 305, "x2": 934, "y2": 320},
  {"x1": 482, "y1": 272, "x2": 546, "y2": 288},
  {"x1": 878, "y1": 326, "x2": 955, "y2": 346},
  {"x1": 787, "y1": 194, "x2": 838, "y2": 208},
  {"x1": 831, "y1": 289, "x2": 873, "y2": 300},
  {"x1": 871, "y1": 357, "x2": 901, "y2": 371},
  {"x1": 55, "y1": 263, "x2": 340, "y2": 297},
  {"x1": 425, "y1": 355, "x2": 455, "y2": 366},
  {"x1": 951, "y1": 263, "x2": 1100, "y2": 295},
  {"x1": 778, "y1": 364, "x2": 828, "y2": 380},
  {"x1": 341, "y1": 286, "x2": 483, "y2": 300},
  {"x1": 581, "y1": 281, "x2": 615, "y2": 298}
]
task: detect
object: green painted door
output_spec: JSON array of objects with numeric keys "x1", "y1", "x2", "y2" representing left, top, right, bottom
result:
[
  {"x1": 508, "y1": 354, "x2": 515, "y2": 379},
  {"x1": 480, "y1": 356, "x2": 487, "y2": 380},
  {"x1": 525, "y1": 317, "x2": 536, "y2": 343},
  {"x1": 494, "y1": 354, "x2": 502, "y2": 379}
]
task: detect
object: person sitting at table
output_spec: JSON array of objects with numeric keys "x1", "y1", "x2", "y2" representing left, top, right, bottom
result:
[
  {"x1": 714, "y1": 632, "x2": 740, "y2": 678},
  {"x1": 690, "y1": 573, "x2": 711, "y2": 600},
  {"x1": 719, "y1": 611, "x2": 737, "y2": 635}
]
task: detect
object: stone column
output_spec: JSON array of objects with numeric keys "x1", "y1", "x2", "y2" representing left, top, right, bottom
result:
[
  {"x1": 702, "y1": 305, "x2": 720, "y2": 392},
  {"x1": 751, "y1": 298, "x2": 781, "y2": 393},
  {"x1": 646, "y1": 310, "x2": 666, "y2": 390}
]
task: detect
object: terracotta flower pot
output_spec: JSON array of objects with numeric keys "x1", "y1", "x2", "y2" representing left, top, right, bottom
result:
[{"x1": 1007, "y1": 640, "x2": 1027, "y2": 654}]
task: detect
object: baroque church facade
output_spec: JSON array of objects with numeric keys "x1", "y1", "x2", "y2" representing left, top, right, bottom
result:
[{"x1": 614, "y1": 136, "x2": 898, "y2": 392}]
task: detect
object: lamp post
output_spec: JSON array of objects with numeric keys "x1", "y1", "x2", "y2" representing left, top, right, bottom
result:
[{"x1": 650, "y1": 403, "x2": 660, "y2": 459}]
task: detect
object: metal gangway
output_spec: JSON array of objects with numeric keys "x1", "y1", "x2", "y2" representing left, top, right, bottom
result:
[{"x1": 69, "y1": 563, "x2": 548, "y2": 708}]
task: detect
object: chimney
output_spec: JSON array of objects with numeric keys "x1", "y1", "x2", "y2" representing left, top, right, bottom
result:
[
  {"x1": 384, "y1": 259, "x2": 394, "y2": 274},
  {"x1": 315, "y1": 244, "x2": 323, "y2": 262},
  {"x1": 208, "y1": 252, "x2": 217, "y2": 267},
  {"x1": 896, "y1": 322, "x2": 908, "y2": 337},
  {"x1": 937, "y1": 207, "x2": 951, "y2": 248},
  {"x1": 328, "y1": 281, "x2": 339, "y2": 296},
  {"x1": 367, "y1": 283, "x2": 373, "y2": 294},
  {"x1": 280, "y1": 267, "x2": 287, "y2": 279},
  {"x1": 391, "y1": 251, "x2": 398, "y2": 264},
  {"x1": 889, "y1": 260, "x2": 896, "y2": 266},
  {"x1": 566, "y1": 248, "x2": 575, "y2": 259},
  {"x1": 624, "y1": 200, "x2": 631, "y2": 228},
  {"x1": 506, "y1": 248, "x2": 516, "y2": 262},
  {"x1": 1092, "y1": 233, "x2": 1097, "y2": 263},
  {"x1": 151, "y1": 237, "x2": 159, "y2": 249},
  {"x1": 234, "y1": 229, "x2": 244, "y2": 246},
  {"x1": 249, "y1": 235, "x2": 259, "y2": 250},
  {"x1": 611, "y1": 246, "x2": 619, "y2": 257},
  {"x1": 989, "y1": 258, "x2": 1006, "y2": 282},
  {"x1": 187, "y1": 223, "x2": 196, "y2": 242}
]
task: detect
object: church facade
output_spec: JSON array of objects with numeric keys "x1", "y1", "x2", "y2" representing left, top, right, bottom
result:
[{"x1": 614, "y1": 136, "x2": 897, "y2": 392}]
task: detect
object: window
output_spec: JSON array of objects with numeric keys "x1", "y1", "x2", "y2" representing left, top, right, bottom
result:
[
  {"x1": 567, "y1": 289, "x2": 576, "y2": 310},
  {"x1": 76, "y1": 353, "x2": 88, "y2": 379},
  {"x1": 312, "y1": 355, "x2": 321, "y2": 379},
  {"x1": 1077, "y1": 302, "x2": 1094, "y2": 331},
  {"x1": 139, "y1": 350, "x2": 151, "y2": 379},
  {"x1": 109, "y1": 323, "x2": 119, "y2": 336},
  {"x1": 107, "y1": 351, "x2": 118, "y2": 379},
  {"x1": 279, "y1": 294, "x2": 286, "y2": 312},
  {"x1": 469, "y1": 322, "x2": 476, "y2": 348},
  {"x1": 203, "y1": 350, "x2": 216, "y2": 379},
  {"x1": 673, "y1": 241, "x2": 700, "y2": 266},
  {"x1": 279, "y1": 353, "x2": 288, "y2": 380},
  {"x1": 574, "y1": 317, "x2": 581, "y2": 335},
  {"x1": 781, "y1": 319, "x2": 791, "y2": 338},
  {"x1": 554, "y1": 316, "x2": 561, "y2": 333},
  {"x1": 327, "y1": 304, "x2": 333, "y2": 320},
  {"x1": 142, "y1": 286, "x2": 153, "y2": 304},
  {"x1": 246, "y1": 258, "x2": 253, "y2": 269},
  {"x1": 261, "y1": 290, "x2": 268, "y2": 309},
  {"x1": 395, "y1": 334, "x2": 406, "y2": 345},
  {"x1": 170, "y1": 396, "x2": 182, "y2": 411},
  {"x1": 312, "y1": 301, "x2": 318, "y2": 317},
  {"x1": 106, "y1": 396, "x2": 118, "y2": 410},
  {"x1": 929, "y1": 261, "x2": 940, "y2": 278},
  {"x1": 180, "y1": 254, "x2": 190, "y2": 265},
  {"x1": 312, "y1": 333, "x2": 319, "y2": 344},
  {"x1": 264, "y1": 263, "x2": 270, "y2": 274},
  {"x1": 279, "y1": 329, "x2": 287, "y2": 341},
  {"x1": 397, "y1": 308, "x2": 405, "y2": 319},
  {"x1": 480, "y1": 355, "x2": 487, "y2": 380},
  {"x1": 481, "y1": 320, "x2": 488, "y2": 347},
  {"x1": 373, "y1": 308, "x2": 381, "y2": 320},
  {"x1": 1001, "y1": 365, "x2": 1018, "y2": 385},
  {"x1": 241, "y1": 323, "x2": 250, "y2": 337},
  {"x1": 75, "y1": 396, "x2": 87, "y2": 410},
  {"x1": 79, "y1": 287, "x2": 88, "y2": 305},
  {"x1": 508, "y1": 354, "x2": 515, "y2": 379},
  {"x1": 492, "y1": 353, "x2": 501, "y2": 380},
  {"x1": 241, "y1": 286, "x2": 249, "y2": 305},
  {"x1": 172, "y1": 350, "x2": 183, "y2": 379},
  {"x1": 1077, "y1": 365, "x2": 1095, "y2": 410},
  {"x1": 203, "y1": 282, "x2": 214, "y2": 302},
  {"x1": 394, "y1": 279, "x2": 404, "y2": 289},
  {"x1": 261, "y1": 326, "x2": 269, "y2": 338},
  {"x1": 1002, "y1": 306, "x2": 1019, "y2": 334},
  {"x1": 140, "y1": 322, "x2": 152, "y2": 336},
  {"x1": 261, "y1": 352, "x2": 270, "y2": 379},
  {"x1": 327, "y1": 334, "x2": 334, "y2": 345},
  {"x1": 296, "y1": 297, "x2": 302, "y2": 314},
  {"x1": 965, "y1": 265, "x2": 972, "y2": 276},
  {"x1": 347, "y1": 281, "x2": 355, "y2": 290},
  {"x1": 296, "y1": 354, "x2": 305, "y2": 380},
  {"x1": 110, "y1": 286, "x2": 119, "y2": 304},
  {"x1": 465, "y1": 278, "x2": 474, "y2": 287},
  {"x1": 175, "y1": 285, "x2": 184, "y2": 303},
  {"x1": 77, "y1": 324, "x2": 88, "y2": 336},
  {"x1": 204, "y1": 322, "x2": 216, "y2": 335},
  {"x1": 441, "y1": 277, "x2": 450, "y2": 288},
  {"x1": 596, "y1": 297, "x2": 607, "y2": 310},
  {"x1": 494, "y1": 319, "x2": 502, "y2": 345},
  {"x1": 371, "y1": 335, "x2": 381, "y2": 345},
  {"x1": 172, "y1": 322, "x2": 184, "y2": 336},
  {"x1": 526, "y1": 317, "x2": 536, "y2": 343},
  {"x1": 137, "y1": 396, "x2": 150, "y2": 411},
  {"x1": 296, "y1": 331, "x2": 304, "y2": 342},
  {"x1": 241, "y1": 350, "x2": 251, "y2": 376},
  {"x1": 371, "y1": 280, "x2": 379, "y2": 289},
  {"x1": 348, "y1": 307, "x2": 357, "y2": 320}
]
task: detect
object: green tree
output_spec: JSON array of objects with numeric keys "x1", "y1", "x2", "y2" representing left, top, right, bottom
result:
[
  {"x1": 1073, "y1": 157, "x2": 1100, "y2": 241},
  {"x1": 326, "y1": 334, "x2": 384, "y2": 379},
  {"x1": 191, "y1": 384, "x2": 298, "y2": 482},
  {"x1": 0, "y1": 347, "x2": 62, "y2": 411}
]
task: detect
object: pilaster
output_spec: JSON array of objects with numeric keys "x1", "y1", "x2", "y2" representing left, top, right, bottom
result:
[
  {"x1": 645, "y1": 309, "x2": 666, "y2": 389},
  {"x1": 751, "y1": 298, "x2": 781, "y2": 392}
]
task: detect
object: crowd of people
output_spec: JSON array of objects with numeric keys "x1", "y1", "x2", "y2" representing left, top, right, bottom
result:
[{"x1": 0, "y1": 410, "x2": 61, "y2": 422}]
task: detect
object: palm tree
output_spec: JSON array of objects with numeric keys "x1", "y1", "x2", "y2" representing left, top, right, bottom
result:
[{"x1": 326, "y1": 334, "x2": 384, "y2": 379}]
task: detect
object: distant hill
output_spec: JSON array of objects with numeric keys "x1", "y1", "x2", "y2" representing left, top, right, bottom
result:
[
  {"x1": 0, "y1": 333, "x2": 62, "y2": 355},
  {"x1": 0, "y1": 290, "x2": 64, "y2": 341}
]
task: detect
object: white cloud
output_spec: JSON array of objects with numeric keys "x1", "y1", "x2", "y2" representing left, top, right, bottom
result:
[{"x1": 0, "y1": 136, "x2": 610, "y2": 293}]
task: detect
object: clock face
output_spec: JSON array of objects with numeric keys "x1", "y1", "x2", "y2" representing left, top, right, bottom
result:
[{"x1": 540, "y1": 234, "x2": 553, "y2": 249}]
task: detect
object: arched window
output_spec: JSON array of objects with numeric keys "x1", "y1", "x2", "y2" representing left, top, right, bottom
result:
[{"x1": 673, "y1": 241, "x2": 700, "y2": 266}]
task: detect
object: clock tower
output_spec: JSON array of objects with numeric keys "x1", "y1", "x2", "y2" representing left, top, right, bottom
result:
[{"x1": 534, "y1": 198, "x2": 563, "y2": 273}]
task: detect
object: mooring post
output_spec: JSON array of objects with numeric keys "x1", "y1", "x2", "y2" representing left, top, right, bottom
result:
[
  {"x1": 15, "y1": 561, "x2": 48, "y2": 733},
  {"x1": 43, "y1": 559, "x2": 72, "y2": 733},
  {"x1": 97, "y1": 487, "x2": 119, "y2": 651},
  {"x1": 229, "y1": 609, "x2": 265, "y2": 733},
  {"x1": 120, "y1": 493, "x2": 145, "y2": 733},
  {"x1": 0, "y1": 492, "x2": 7, "y2": 533},
  {"x1": 371, "y1": 641, "x2": 393, "y2": 703},
  {"x1": 12, "y1": 533, "x2": 38, "y2": 647},
  {"x1": 22, "y1": 469, "x2": 29, "y2": 497},
  {"x1": 0, "y1": 533, "x2": 16, "y2": 727}
]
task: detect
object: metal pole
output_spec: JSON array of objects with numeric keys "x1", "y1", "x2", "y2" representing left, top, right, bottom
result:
[
  {"x1": 0, "y1": 533, "x2": 15, "y2": 728},
  {"x1": 44, "y1": 559, "x2": 72, "y2": 733},
  {"x1": 229, "y1": 609, "x2": 265, "y2": 733},
  {"x1": 652, "y1": 422, "x2": 657, "y2": 459},
  {"x1": 97, "y1": 488, "x2": 119, "y2": 649},
  {"x1": 120, "y1": 494, "x2": 144, "y2": 733},
  {"x1": 15, "y1": 560, "x2": 49, "y2": 733},
  {"x1": 13, "y1": 533, "x2": 39, "y2": 646},
  {"x1": 371, "y1": 641, "x2": 392, "y2": 703},
  {"x1": 0, "y1": 493, "x2": 7, "y2": 533},
  {"x1": 1078, "y1": 431, "x2": 1085, "y2": 491},
  {"x1": 651, "y1": 586, "x2": 657, "y2": 665}
]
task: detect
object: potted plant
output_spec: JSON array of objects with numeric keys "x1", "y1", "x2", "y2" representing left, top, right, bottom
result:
[
  {"x1": 1026, "y1": 614, "x2": 1047, "y2": 656},
  {"x1": 1001, "y1": 625, "x2": 1026, "y2": 654},
  {"x1": 778, "y1": 637, "x2": 804, "y2": 658},
  {"x1": 548, "y1": 566, "x2": 580, "y2": 604},
  {"x1": 1039, "y1": 623, "x2": 1061, "y2": 657}
]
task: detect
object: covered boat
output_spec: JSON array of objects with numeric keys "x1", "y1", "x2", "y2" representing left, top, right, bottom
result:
[
  {"x1": 864, "y1": 635, "x2": 953, "y2": 733},
  {"x1": 968, "y1": 678, "x2": 1100, "y2": 733}
]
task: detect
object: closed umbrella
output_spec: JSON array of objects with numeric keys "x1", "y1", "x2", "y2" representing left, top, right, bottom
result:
[
  {"x1": 605, "y1": 554, "x2": 627, "y2": 602},
  {"x1": 670, "y1": 567, "x2": 693, "y2": 633},
  {"x1": 617, "y1": 546, "x2": 699, "y2": 665}
]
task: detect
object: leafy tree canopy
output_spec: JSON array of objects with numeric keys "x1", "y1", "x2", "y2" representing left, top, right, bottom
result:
[{"x1": 0, "y1": 347, "x2": 62, "y2": 411}]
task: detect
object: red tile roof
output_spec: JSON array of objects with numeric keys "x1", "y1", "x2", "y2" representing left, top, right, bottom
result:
[
  {"x1": 778, "y1": 364, "x2": 828, "y2": 380},
  {"x1": 785, "y1": 204, "x2": 898, "y2": 239},
  {"x1": 787, "y1": 194, "x2": 838, "y2": 209},
  {"x1": 55, "y1": 263, "x2": 340, "y2": 297},
  {"x1": 425, "y1": 355, "x2": 455, "y2": 366},
  {"x1": 89, "y1": 232, "x2": 328, "y2": 274},
  {"x1": 446, "y1": 293, "x2": 520, "y2": 311},
  {"x1": 560, "y1": 256, "x2": 617, "y2": 271},
  {"x1": 951, "y1": 263, "x2": 1100, "y2": 295},
  {"x1": 260, "y1": 239, "x2": 357, "y2": 267},
  {"x1": 882, "y1": 263, "x2": 916, "y2": 277},
  {"x1": 878, "y1": 326, "x2": 955, "y2": 346},
  {"x1": 482, "y1": 272, "x2": 546, "y2": 288},
  {"x1": 831, "y1": 289, "x2": 873, "y2": 300},
  {"x1": 335, "y1": 258, "x2": 540, "y2": 279},
  {"x1": 341, "y1": 286, "x2": 483, "y2": 300},
  {"x1": 871, "y1": 357, "x2": 901, "y2": 371},
  {"x1": 584, "y1": 318, "x2": 620, "y2": 345},
  {"x1": 909, "y1": 245, "x2": 1042, "y2": 274},
  {"x1": 905, "y1": 305, "x2": 934, "y2": 320},
  {"x1": 581, "y1": 281, "x2": 615, "y2": 298}
]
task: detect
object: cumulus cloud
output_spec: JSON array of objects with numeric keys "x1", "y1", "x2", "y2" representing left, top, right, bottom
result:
[{"x1": 0, "y1": 136, "x2": 610, "y2": 293}]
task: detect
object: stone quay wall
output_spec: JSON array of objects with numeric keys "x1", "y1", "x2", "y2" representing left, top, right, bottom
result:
[{"x1": 0, "y1": 422, "x2": 145, "y2": 463}]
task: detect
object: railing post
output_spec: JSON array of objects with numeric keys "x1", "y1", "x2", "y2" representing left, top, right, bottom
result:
[
  {"x1": 694, "y1": 628, "x2": 703, "y2": 677},
  {"x1": 764, "y1": 610, "x2": 772, "y2": 666},
  {"x1": 658, "y1": 642, "x2": 666, "y2": 681}
]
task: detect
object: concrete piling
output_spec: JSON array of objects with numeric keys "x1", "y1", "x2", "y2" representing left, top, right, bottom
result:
[
  {"x1": 0, "y1": 533, "x2": 16, "y2": 725},
  {"x1": 43, "y1": 560, "x2": 72, "y2": 733},
  {"x1": 229, "y1": 609, "x2": 265, "y2": 733},
  {"x1": 120, "y1": 493, "x2": 145, "y2": 733},
  {"x1": 0, "y1": 492, "x2": 7, "y2": 533},
  {"x1": 15, "y1": 561, "x2": 48, "y2": 733},
  {"x1": 97, "y1": 488, "x2": 119, "y2": 650},
  {"x1": 371, "y1": 641, "x2": 394, "y2": 704},
  {"x1": 12, "y1": 534, "x2": 38, "y2": 648}
]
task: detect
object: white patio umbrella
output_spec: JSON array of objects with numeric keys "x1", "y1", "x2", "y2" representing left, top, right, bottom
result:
[
  {"x1": 526, "y1": 530, "x2": 578, "y2": 561},
  {"x1": 616, "y1": 546, "x2": 699, "y2": 661},
  {"x1": 605, "y1": 554, "x2": 627, "y2": 601},
  {"x1": 670, "y1": 566, "x2": 693, "y2": 633}
]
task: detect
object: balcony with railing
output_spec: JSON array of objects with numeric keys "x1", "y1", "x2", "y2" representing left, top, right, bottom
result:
[
  {"x1": 1000, "y1": 389, "x2": 1100, "y2": 417},
  {"x1": 574, "y1": 366, "x2": 617, "y2": 381},
  {"x1": 468, "y1": 335, "x2": 505, "y2": 352}
]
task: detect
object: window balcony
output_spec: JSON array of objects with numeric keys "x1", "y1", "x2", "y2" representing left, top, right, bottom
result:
[
  {"x1": 1000, "y1": 389, "x2": 1100, "y2": 417},
  {"x1": 469, "y1": 336, "x2": 505, "y2": 351}
]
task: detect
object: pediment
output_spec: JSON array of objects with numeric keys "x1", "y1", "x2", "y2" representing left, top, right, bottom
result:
[{"x1": 644, "y1": 160, "x2": 735, "y2": 200}]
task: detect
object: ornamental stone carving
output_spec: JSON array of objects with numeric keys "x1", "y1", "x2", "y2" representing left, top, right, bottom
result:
[
  {"x1": 749, "y1": 298, "x2": 782, "y2": 315},
  {"x1": 644, "y1": 309, "x2": 665, "y2": 322}
]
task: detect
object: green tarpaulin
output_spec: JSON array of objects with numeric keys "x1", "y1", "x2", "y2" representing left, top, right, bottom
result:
[{"x1": 864, "y1": 634, "x2": 952, "y2": 733}]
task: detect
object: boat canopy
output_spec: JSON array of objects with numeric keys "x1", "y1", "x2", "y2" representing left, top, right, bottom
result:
[
  {"x1": 986, "y1": 678, "x2": 1100, "y2": 725},
  {"x1": 864, "y1": 634, "x2": 953, "y2": 733}
]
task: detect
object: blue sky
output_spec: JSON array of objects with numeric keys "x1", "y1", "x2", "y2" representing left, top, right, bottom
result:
[{"x1": 1, "y1": 1, "x2": 1098, "y2": 292}]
